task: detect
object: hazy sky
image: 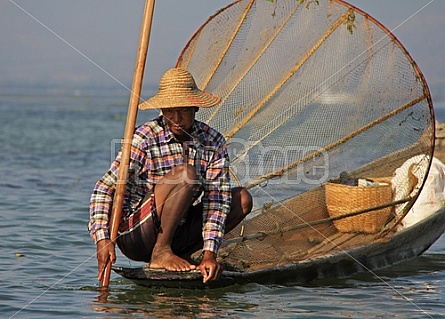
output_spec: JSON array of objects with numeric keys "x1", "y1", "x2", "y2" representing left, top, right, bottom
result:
[{"x1": 1, "y1": 0, "x2": 444, "y2": 103}]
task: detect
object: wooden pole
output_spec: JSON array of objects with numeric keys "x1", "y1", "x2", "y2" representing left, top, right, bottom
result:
[{"x1": 100, "y1": 0, "x2": 156, "y2": 289}]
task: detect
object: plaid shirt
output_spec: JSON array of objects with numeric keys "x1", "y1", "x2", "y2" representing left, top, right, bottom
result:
[{"x1": 88, "y1": 116, "x2": 231, "y2": 254}]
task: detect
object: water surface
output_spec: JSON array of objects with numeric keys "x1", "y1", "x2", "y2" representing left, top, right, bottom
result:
[{"x1": 1, "y1": 91, "x2": 445, "y2": 319}]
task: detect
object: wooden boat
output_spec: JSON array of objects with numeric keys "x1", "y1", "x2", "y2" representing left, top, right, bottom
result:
[
  {"x1": 112, "y1": 0, "x2": 444, "y2": 288},
  {"x1": 113, "y1": 206, "x2": 445, "y2": 288},
  {"x1": 113, "y1": 149, "x2": 445, "y2": 288}
]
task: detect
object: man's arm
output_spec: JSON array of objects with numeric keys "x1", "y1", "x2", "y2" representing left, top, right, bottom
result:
[
  {"x1": 88, "y1": 160, "x2": 119, "y2": 280},
  {"x1": 199, "y1": 139, "x2": 232, "y2": 282},
  {"x1": 88, "y1": 131, "x2": 149, "y2": 280},
  {"x1": 88, "y1": 163, "x2": 119, "y2": 243}
]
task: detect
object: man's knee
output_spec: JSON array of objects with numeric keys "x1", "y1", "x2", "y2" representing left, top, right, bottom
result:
[
  {"x1": 232, "y1": 187, "x2": 253, "y2": 216},
  {"x1": 241, "y1": 188, "x2": 253, "y2": 216}
]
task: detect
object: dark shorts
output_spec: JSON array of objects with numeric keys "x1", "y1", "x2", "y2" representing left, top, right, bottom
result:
[{"x1": 116, "y1": 195, "x2": 204, "y2": 262}]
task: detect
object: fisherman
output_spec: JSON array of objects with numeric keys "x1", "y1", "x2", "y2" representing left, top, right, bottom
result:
[{"x1": 88, "y1": 68, "x2": 252, "y2": 283}]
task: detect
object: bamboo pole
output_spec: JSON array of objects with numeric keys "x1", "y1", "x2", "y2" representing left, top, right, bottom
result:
[{"x1": 100, "y1": 0, "x2": 156, "y2": 289}]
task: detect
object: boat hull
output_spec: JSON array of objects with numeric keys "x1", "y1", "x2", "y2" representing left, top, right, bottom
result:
[{"x1": 112, "y1": 207, "x2": 445, "y2": 288}]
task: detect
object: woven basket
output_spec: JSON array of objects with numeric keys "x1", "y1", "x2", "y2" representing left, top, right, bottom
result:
[{"x1": 325, "y1": 180, "x2": 393, "y2": 233}]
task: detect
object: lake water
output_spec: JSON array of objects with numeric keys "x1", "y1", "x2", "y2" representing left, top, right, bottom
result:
[{"x1": 1, "y1": 90, "x2": 445, "y2": 319}]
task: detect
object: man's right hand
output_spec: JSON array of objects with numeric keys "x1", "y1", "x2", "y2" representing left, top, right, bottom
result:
[{"x1": 96, "y1": 239, "x2": 116, "y2": 282}]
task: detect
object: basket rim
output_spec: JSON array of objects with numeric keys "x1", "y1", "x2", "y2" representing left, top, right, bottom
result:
[{"x1": 325, "y1": 181, "x2": 391, "y2": 188}]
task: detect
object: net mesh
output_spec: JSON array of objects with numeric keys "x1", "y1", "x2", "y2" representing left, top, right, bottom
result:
[{"x1": 177, "y1": 0, "x2": 435, "y2": 272}]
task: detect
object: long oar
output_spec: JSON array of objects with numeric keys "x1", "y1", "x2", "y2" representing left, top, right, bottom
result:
[{"x1": 100, "y1": 0, "x2": 156, "y2": 289}]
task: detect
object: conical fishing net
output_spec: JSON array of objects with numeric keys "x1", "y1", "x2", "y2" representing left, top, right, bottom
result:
[{"x1": 177, "y1": 0, "x2": 435, "y2": 272}]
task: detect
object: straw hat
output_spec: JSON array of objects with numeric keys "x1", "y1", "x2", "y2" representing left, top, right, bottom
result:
[{"x1": 139, "y1": 68, "x2": 221, "y2": 110}]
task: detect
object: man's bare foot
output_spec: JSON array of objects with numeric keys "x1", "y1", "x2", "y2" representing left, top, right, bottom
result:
[{"x1": 150, "y1": 248, "x2": 197, "y2": 272}]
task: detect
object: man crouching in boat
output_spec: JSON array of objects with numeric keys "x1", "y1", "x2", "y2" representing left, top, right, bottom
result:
[{"x1": 88, "y1": 68, "x2": 252, "y2": 284}]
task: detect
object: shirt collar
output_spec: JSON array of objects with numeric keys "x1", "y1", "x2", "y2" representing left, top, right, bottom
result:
[{"x1": 160, "y1": 115, "x2": 199, "y2": 143}]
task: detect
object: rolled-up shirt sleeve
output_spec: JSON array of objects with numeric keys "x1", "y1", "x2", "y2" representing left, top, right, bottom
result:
[
  {"x1": 88, "y1": 159, "x2": 119, "y2": 243},
  {"x1": 201, "y1": 141, "x2": 232, "y2": 254},
  {"x1": 88, "y1": 133, "x2": 148, "y2": 244}
]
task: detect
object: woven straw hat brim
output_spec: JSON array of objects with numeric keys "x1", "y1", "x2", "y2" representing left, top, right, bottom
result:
[
  {"x1": 139, "y1": 90, "x2": 221, "y2": 110},
  {"x1": 138, "y1": 68, "x2": 221, "y2": 110}
]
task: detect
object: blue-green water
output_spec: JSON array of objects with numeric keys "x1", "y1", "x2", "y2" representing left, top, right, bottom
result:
[{"x1": 1, "y1": 90, "x2": 445, "y2": 319}]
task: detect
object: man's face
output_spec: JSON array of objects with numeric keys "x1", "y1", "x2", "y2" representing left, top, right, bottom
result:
[{"x1": 162, "y1": 107, "x2": 197, "y2": 138}]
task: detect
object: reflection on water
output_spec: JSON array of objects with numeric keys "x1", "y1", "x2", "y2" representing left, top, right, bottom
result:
[{"x1": 92, "y1": 283, "x2": 257, "y2": 318}]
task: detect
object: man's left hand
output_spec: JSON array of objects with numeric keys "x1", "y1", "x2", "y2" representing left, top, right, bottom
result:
[{"x1": 198, "y1": 250, "x2": 222, "y2": 283}]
